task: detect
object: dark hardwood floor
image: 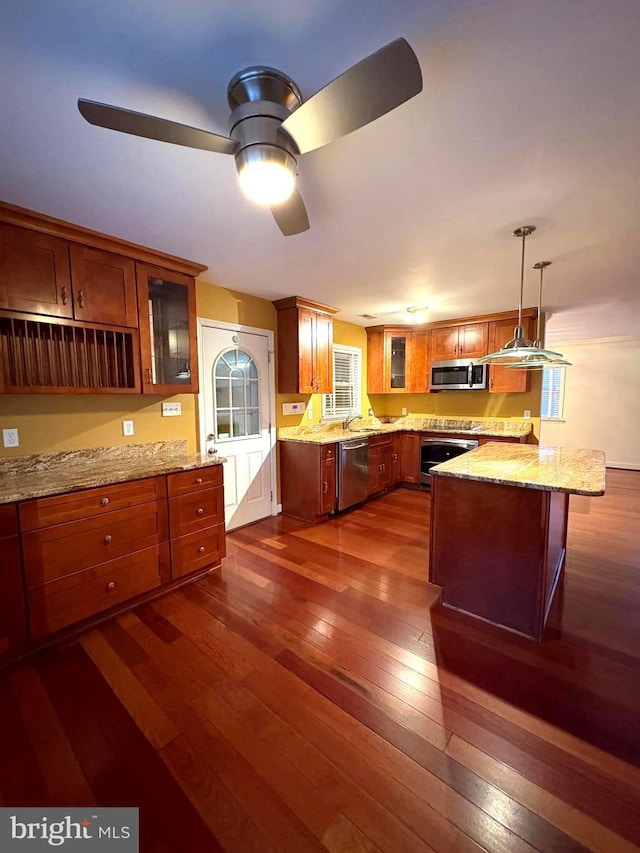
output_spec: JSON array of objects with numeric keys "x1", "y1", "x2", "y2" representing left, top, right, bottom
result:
[{"x1": 0, "y1": 468, "x2": 639, "y2": 852}]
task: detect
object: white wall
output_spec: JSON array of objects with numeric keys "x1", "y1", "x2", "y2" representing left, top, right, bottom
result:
[{"x1": 539, "y1": 335, "x2": 640, "y2": 469}]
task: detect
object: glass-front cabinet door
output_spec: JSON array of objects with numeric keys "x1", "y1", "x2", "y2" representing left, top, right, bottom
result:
[
  {"x1": 384, "y1": 330, "x2": 410, "y2": 392},
  {"x1": 136, "y1": 264, "x2": 198, "y2": 394}
]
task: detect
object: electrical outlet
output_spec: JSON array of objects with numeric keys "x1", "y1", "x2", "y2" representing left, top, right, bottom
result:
[
  {"x1": 307, "y1": 399, "x2": 313, "y2": 420},
  {"x1": 2, "y1": 428, "x2": 19, "y2": 448},
  {"x1": 401, "y1": 407, "x2": 407, "y2": 416},
  {"x1": 161, "y1": 402, "x2": 182, "y2": 417},
  {"x1": 122, "y1": 420, "x2": 134, "y2": 436},
  {"x1": 523, "y1": 410, "x2": 531, "y2": 419}
]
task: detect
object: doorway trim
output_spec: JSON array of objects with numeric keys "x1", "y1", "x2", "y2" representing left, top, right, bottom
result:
[{"x1": 197, "y1": 317, "x2": 278, "y2": 520}]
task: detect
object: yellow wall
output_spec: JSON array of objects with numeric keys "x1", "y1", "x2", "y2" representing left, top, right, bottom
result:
[
  {"x1": 0, "y1": 276, "x2": 277, "y2": 459},
  {"x1": 369, "y1": 371, "x2": 542, "y2": 441}
]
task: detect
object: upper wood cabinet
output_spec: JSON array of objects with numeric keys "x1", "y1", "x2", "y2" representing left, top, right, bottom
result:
[
  {"x1": 69, "y1": 245, "x2": 138, "y2": 328},
  {"x1": 136, "y1": 264, "x2": 199, "y2": 394},
  {"x1": 0, "y1": 202, "x2": 206, "y2": 395},
  {"x1": 274, "y1": 296, "x2": 338, "y2": 394},
  {"x1": 431, "y1": 322, "x2": 488, "y2": 362},
  {"x1": 367, "y1": 327, "x2": 430, "y2": 394},
  {"x1": 0, "y1": 225, "x2": 138, "y2": 327},
  {"x1": 488, "y1": 316, "x2": 533, "y2": 393},
  {"x1": 0, "y1": 223, "x2": 73, "y2": 318}
]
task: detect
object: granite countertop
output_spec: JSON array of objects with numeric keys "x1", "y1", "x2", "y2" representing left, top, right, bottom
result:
[
  {"x1": 431, "y1": 442, "x2": 606, "y2": 496},
  {"x1": 278, "y1": 416, "x2": 532, "y2": 445},
  {"x1": 0, "y1": 441, "x2": 225, "y2": 505}
]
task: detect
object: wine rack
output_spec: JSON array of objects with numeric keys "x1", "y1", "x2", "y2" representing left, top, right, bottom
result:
[{"x1": 0, "y1": 315, "x2": 140, "y2": 393}]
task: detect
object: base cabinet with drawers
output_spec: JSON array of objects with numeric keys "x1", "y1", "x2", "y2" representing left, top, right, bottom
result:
[
  {"x1": 8, "y1": 465, "x2": 225, "y2": 654},
  {"x1": 168, "y1": 467, "x2": 226, "y2": 579}
]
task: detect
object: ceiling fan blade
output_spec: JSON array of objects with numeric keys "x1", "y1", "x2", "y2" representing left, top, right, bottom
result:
[
  {"x1": 77, "y1": 99, "x2": 236, "y2": 155},
  {"x1": 280, "y1": 38, "x2": 422, "y2": 155},
  {"x1": 270, "y1": 189, "x2": 310, "y2": 236}
]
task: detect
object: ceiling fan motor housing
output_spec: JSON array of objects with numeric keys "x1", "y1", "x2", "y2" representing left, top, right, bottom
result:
[{"x1": 227, "y1": 67, "x2": 303, "y2": 177}]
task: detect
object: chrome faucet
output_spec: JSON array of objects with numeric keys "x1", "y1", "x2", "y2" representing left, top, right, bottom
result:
[{"x1": 344, "y1": 414, "x2": 361, "y2": 430}]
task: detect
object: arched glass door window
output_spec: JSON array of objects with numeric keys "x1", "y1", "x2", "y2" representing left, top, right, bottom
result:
[{"x1": 214, "y1": 348, "x2": 259, "y2": 439}]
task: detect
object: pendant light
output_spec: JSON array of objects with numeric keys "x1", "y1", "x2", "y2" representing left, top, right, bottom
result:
[
  {"x1": 505, "y1": 261, "x2": 572, "y2": 369},
  {"x1": 478, "y1": 225, "x2": 538, "y2": 364}
]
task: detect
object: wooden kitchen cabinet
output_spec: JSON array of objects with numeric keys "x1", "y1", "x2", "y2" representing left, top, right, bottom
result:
[
  {"x1": 274, "y1": 296, "x2": 338, "y2": 394},
  {"x1": 391, "y1": 434, "x2": 402, "y2": 485},
  {"x1": 366, "y1": 327, "x2": 413, "y2": 394},
  {"x1": 20, "y1": 477, "x2": 169, "y2": 639},
  {"x1": 168, "y1": 466, "x2": 225, "y2": 579},
  {"x1": 488, "y1": 315, "x2": 533, "y2": 393},
  {"x1": 0, "y1": 224, "x2": 138, "y2": 328},
  {"x1": 368, "y1": 435, "x2": 392, "y2": 495},
  {"x1": 0, "y1": 223, "x2": 73, "y2": 319},
  {"x1": 279, "y1": 441, "x2": 337, "y2": 521},
  {"x1": 399, "y1": 432, "x2": 421, "y2": 484},
  {"x1": 410, "y1": 328, "x2": 430, "y2": 393},
  {"x1": 136, "y1": 263, "x2": 199, "y2": 394},
  {"x1": 0, "y1": 503, "x2": 27, "y2": 659},
  {"x1": 69, "y1": 245, "x2": 138, "y2": 328},
  {"x1": 431, "y1": 322, "x2": 488, "y2": 362},
  {"x1": 0, "y1": 202, "x2": 206, "y2": 396}
]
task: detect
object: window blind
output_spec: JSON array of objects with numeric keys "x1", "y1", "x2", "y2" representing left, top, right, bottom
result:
[
  {"x1": 541, "y1": 366, "x2": 564, "y2": 419},
  {"x1": 322, "y1": 345, "x2": 361, "y2": 420}
]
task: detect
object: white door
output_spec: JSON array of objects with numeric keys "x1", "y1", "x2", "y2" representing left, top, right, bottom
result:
[{"x1": 199, "y1": 322, "x2": 275, "y2": 531}]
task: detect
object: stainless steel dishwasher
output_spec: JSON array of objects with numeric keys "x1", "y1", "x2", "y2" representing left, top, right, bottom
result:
[{"x1": 337, "y1": 438, "x2": 369, "y2": 510}]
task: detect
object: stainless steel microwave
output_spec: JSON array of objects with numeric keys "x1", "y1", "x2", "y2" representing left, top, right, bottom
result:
[{"x1": 430, "y1": 358, "x2": 488, "y2": 391}]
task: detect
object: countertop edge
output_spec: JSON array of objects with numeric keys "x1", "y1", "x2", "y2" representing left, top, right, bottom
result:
[{"x1": 431, "y1": 468, "x2": 606, "y2": 497}]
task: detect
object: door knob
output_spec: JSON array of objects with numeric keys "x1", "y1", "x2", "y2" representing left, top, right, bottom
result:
[
  {"x1": 207, "y1": 433, "x2": 215, "y2": 440},
  {"x1": 208, "y1": 448, "x2": 218, "y2": 455}
]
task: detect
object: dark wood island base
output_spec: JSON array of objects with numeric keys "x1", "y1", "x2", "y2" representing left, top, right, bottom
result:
[
  {"x1": 427, "y1": 442, "x2": 606, "y2": 642},
  {"x1": 429, "y1": 475, "x2": 569, "y2": 640}
]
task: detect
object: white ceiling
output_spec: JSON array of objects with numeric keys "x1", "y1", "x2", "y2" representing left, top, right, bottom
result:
[{"x1": 1, "y1": 0, "x2": 639, "y2": 335}]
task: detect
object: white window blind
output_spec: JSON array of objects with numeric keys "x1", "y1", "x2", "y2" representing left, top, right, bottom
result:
[
  {"x1": 541, "y1": 366, "x2": 565, "y2": 420},
  {"x1": 322, "y1": 344, "x2": 361, "y2": 421}
]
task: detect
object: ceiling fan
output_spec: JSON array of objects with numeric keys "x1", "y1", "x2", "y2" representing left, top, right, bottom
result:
[{"x1": 78, "y1": 38, "x2": 422, "y2": 236}]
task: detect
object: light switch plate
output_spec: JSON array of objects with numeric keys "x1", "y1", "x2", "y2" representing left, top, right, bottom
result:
[
  {"x1": 162, "y1": 402, "x2": 182, "y2": 417},
  {"x1": 122, "y1": 420, "x2": 134, "y2": 436}
]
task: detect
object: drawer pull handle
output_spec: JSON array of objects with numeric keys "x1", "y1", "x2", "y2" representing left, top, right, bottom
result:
[
  {"x1": 198, "y1": 545, "x2": 206, "y2": 553},
  {"x1": 195, "y1": 477, "x2": 203, "y2": 484},
  {"x1": 101, "y1": 497, "x2": 110, "y2": 506},
  {"x1": 104, "y1": 534, "x2": 112, "y2": 544},
  {"x1": 196, "y1": 508, "x2": 204, "y2": 515},
  {"x1": 106, "y1": 581, "x2": 115, "y2": 592}
]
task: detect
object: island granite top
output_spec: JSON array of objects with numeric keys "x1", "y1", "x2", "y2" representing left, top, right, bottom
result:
[
  {"x1": 0, "y1": 440, "x2": 225, "y2": 505},
  {"x1": 431, "y1": 442, "x2": 606, "y2": 496}
]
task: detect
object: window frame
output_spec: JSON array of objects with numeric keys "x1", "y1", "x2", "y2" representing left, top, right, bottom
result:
[{"x1": 322, "y1": 344, "x2": 362, "y2": 422}]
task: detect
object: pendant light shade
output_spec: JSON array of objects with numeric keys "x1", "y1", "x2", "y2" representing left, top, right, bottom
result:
[{"x1": 505, "y1": 260, "x2": 572, "y2": 370}]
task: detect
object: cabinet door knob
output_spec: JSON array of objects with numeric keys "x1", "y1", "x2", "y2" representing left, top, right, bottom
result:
[
  {"x1": 146, "y1": 368, "x2": 153, "y2": 383},
  {"x1": 78, "y1": 289, "x2": 86, "y2": 308},
  {"x1": 323, "y1": 481, "x2": 328, "y2": 494},
  {"x1": 106, "y1": 581, "x2": 115, "y2": 592},
  {"x1": 61, "y1": 286, "x2": 69, "y2": 306},
  {"x1": 196, "y1": 507, "x2": 204, "y2": 515},
  {"x1": 104, "y1": 534, "x2": 112, "y2": 544},
  {"x1": 100, "y1": 497, "x2": 110, "y2": 506},
  {"x1": 198, "y1": 545, "x2": 206, "y2": 553},
  {"x1": 195, "y1": 477, "x2": 203, "y2": 484}
]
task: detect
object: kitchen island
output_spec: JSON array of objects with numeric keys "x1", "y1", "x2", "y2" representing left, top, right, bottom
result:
[{"x1": 429, "y1": 442, "x2": 606, "y2": 641}]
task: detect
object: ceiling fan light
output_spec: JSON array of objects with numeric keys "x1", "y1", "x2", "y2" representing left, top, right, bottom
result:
[{"x1": 236, "y1": 144, "x2": 296, "y2": 205}]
